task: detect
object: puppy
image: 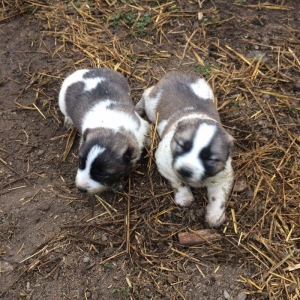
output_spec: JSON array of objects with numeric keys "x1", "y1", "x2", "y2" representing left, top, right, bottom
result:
[
  {"x1": 59, "y1": 68, "x2": 149, "y2": 194},
  {"x1": 136, "y1": 71, "x2": 234, "y2": 227}
]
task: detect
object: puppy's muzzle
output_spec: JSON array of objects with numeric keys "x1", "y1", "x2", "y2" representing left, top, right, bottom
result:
[{"x1": 178, "y1": 167, "x2": 193, "y2": 178}]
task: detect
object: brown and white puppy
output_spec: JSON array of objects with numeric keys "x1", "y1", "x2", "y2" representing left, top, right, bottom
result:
[
  {"x1": 59, "y1": 68, "x2": 149, "y2": 194},
  {"x1": 136, "y1": 71, "x2": 234, "y2": 227}
]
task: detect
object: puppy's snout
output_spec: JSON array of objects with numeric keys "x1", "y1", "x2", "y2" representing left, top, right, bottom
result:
[
  {"x1": 178, "y1": 167, "x2": 193, "y2": 178},
  {"x1": 77, "y1": 187, "x2": 88, "y2": 193}
]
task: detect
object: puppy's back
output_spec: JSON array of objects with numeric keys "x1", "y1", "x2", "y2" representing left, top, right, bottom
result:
[
  {"x1": 59, "y1": 68, "x2": 132, "y2": 130},
  {"x1": 150, "y1": 72, "x2": 221, "y2": 123}
]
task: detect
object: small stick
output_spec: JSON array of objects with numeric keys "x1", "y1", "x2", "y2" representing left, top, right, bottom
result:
[
  {"x1": 178, "y1": 229, "x2": 222, "y2": 246},
  {"x1": 32, "y1": 103, "x2": 46, "y2": 119},
  {"x1": 126, "y1": 193, "x2": 131, "y2": 253},
  {"x1": 0, "y1": 159, "x2": 31, "y2": 186}
]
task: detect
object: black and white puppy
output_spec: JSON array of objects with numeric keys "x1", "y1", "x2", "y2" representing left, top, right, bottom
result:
[
  {"x1": 136, "y1": 72, "x2": 234, "y2": 227},
  {"x1": 59, "y1": 68, "x2": 149, "y2": 194}
]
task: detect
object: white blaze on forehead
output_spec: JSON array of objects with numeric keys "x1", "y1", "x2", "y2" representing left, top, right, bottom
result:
[
  {"x1": 76, "y1": 145, "x2": 105, "y2": 187},
  {"x1": 82, "y1": 100, "x2": 139, "y2": 134},
  {"x1": 190, "y1": 78, "x2": 214, "y2": 101},
  {"x1": 85, "y1": 145, "x2": 105, "y2": 168},
  {"x1": 193, "y1": 123, "x2": 217, "y2": 151},
  {"x1": 84, "y1": 77, "x2": 105, "y2": 92}
]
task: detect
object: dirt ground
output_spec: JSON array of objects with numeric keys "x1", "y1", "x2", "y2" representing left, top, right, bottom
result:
[{"x1": 0, "y1": 1, "x2": 299, "y2": 299}]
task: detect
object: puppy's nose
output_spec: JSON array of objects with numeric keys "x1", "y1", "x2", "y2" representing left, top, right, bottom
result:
[
  {"x1": 178, "y1": 167, "x2": 193, "y2": 178},
  {"x1": 77, "y1": 187, "x2": 87, "y2": 193}
]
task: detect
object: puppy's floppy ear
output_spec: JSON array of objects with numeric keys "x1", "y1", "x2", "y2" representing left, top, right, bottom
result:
[
  {"x1": 123, "y1": 146, "x2": 134, "y2": 163},
  {"x1": 226, "y1": 132, "x2": 234, "y2": 148},
  {"x1": 224, "y1": 130, "x2": 234, "y2": 153},
  {"x1": 82, "y1": 128, "x2": 90, "y2": 142}
]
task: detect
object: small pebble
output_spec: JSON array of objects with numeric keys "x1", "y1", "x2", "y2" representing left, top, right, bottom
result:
[
  {"x1": 23, "y1": 191, "x2": 33, "y2": 198},
  {"x1": 224, "y1": 289, "x2": 230, "y2": 299},
  {"x1": 261, "y1": 36, "x2": 269, "y2": 44},
  {"x1": 293, "y1": 81, "x2": 300, "y2": 92},
  {"x1": 85, "y1": 291, "x2": 92, "y2": 299},
  {"x1": 37, "y1": 202, "x2": 51, "y2": 212},
  {"x1": 262, "y1": 94, "x2": 270, "y2": 100},
  {"x1": 33, "y1": 216, "x2": 40, "y2": 223},
  {"x1": 1, "y1": 261, "x2": 14, "y2": 272},
  {"x1": 101, "y1": 233, "x2": 108, "y2": 241},
  {"x1": 83, "y1": 256, "x2": 90, "y2": 264},
  {"x1": 237, "y1": 291, "x2": 248, "y2": 300},
  {"x1": 37, "y1": 150, "x2": 44, "y2": 156},
  {"x1": 117, "y1": 184, "x2": 124, "y2": 192},
  {"x1": 246, "y1": 50, "x2": 268, "y2": 63},
  {"x1": 233, "y1": 180, "x2": 247, "y2": 193}
]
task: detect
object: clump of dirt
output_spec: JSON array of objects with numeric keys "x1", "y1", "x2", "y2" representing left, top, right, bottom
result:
[{"x1": 1, "y1": 1, "x2": 299, "y2": 299}]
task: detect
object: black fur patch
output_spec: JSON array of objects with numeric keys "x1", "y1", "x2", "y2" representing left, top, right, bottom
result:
[
  {"x1": 78, "y1": 155, "x2": 86, "y2": 170},
  {"x1": 78, "y1": 135, "x2": 133, "y2": 186},
  {"x1": 89, "y1": 148, "x2": 131, "y2": 186},
  {"x1": 199, "y1": 139, "x2": 228, "y2": 178},
  {"x1": 199, "y1": 145, "x2": 219, "y2": 177}
]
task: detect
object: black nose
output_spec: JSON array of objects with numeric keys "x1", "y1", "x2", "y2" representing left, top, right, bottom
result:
[
  {"x1": 178, "y1": 167, "x2": 193, "y2": 178},
  {"x1": 77, "y1": 187, "x2": 87, "y2": 193}
]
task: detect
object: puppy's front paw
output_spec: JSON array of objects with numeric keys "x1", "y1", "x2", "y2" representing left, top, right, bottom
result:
[
  {"x1": 174, "y1": 186, "x2": 194, "y2": 207},
  {"x1": 205, "y1": 200, "x2": 226, "y2": 227},
  {"x1": 205, "y1": 210, "x2": 226, "y2": 228}
]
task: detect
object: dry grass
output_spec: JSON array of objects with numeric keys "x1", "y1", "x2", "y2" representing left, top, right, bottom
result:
[{"x1": 1, "y1": 0, "x2": 299, "y2": 299}]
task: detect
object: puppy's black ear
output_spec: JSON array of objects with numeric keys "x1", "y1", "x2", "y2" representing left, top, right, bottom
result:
[
  {"x1": 123, "y1": 147, "x2": 134, "y2": 163},
  {"x1": 82, "y1": 128, "x2": 90, "y2": 141}
]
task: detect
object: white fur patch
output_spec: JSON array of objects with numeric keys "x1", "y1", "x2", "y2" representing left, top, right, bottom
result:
[
  {"x1": 82, "y1": 100, "x2": 137, "y2": 133},
  {"x1": 141, "y1": 86, "x2": 162, "y2": 124},
  {"x1": 157, "y1": 120, "x2": 168, "y2": 136},
  {"x1": 174, "y1": 113, "x2": 216, "y2": 126},
  {"x1": 58, "y1": 69, "x2": 89, "y2": 118},
  {"x1": 81, "y1": 100, "x2": 148, "y2": 151},
  {"x1": 190, "y1": 78, "x2": 214, "y2": 101},
  {"x1": 83, "y1": 77, "x2": 105, "y2": 92},
  {"x1": 75, "y1": 145, "x2": 106, "y2": 193},
  {"x1": 59, "y1": 69, "x2": 105, "y2": 120}
]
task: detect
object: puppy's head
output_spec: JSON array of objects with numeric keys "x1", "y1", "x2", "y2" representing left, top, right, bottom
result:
[
  {"x1": 75, "y1": 128, "x2": 139, "y2": 194},
  {"x1": 171, "y1": 119, "x2": 233, "y2": 185}
]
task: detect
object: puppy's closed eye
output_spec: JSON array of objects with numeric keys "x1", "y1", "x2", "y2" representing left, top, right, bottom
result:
[
  {"x1": 199, "y1": 147, "x2": 223, "y2": 163},
  {"x1": 203, "y1": 158, "x2": 221, "y2": 167},
  {"x1": 175, "y1": 140, "x2": 192, "y2": 153}
]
